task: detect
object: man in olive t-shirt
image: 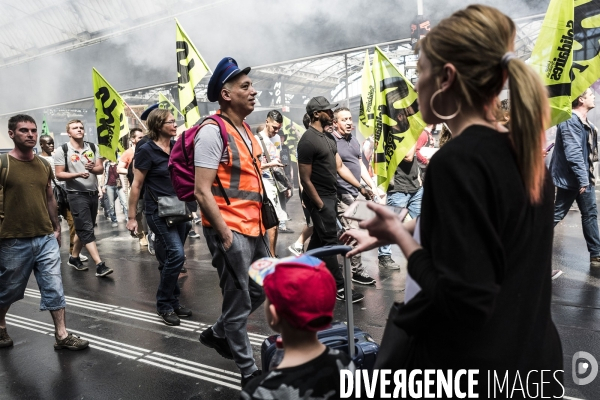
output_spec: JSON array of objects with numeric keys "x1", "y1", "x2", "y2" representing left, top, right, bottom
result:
[{"x1": 0, "y1": 114, "x2": 88, "y2": 351}]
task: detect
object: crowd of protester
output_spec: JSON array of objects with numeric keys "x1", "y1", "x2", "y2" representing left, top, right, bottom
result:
[{"x1": 2, "y1": 4, "x2": 599, "y2": 397}]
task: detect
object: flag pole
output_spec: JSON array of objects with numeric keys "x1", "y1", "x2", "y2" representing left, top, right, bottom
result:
[{"x1": 124, "y1": 101, "x2": 147, "y2": 131}]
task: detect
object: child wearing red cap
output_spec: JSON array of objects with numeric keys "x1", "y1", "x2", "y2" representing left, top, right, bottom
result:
[{"x1": 241, "y1": 255, "x2": 355, "y2": 399}]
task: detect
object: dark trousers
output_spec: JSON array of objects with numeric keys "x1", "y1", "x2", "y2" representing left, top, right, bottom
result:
[
  {"x1": 303, "y1": 193, "x2": 345, "y2": 289},
  {"x1": 203, "y1": 227, "x2": 267, "y2": 376},
  {"x1": 147, "y1": 210, "x2": 190, "y2": 313},
  {"x1": 554, "y1": 186, "x2": 600, "y2": 257}
]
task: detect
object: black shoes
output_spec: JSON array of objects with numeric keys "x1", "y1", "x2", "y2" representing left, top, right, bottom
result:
[
  {"x1": 241, "y1": 369, "x2": 262, "y2": 388},
  {"x1": 336, "y1": 288, "x2": 365, "y2": 303},
  {"x1": 157, "y1": 311, "x2": 180, "y2": 326},
  {"x1": 95, "y1": 262, "x2": 113, "y2": 277},
  {"x1": 68, "y1": 256, "x2": 88, "y2": 271},
  {"x1": 199, "y1": 327, "x2": 233, "y2": 360},
  {"x1": 352, "y1": 272, "x2": 376, "y2": 285},
  {"x1": 174, "y1": 306, "x2": 192, "y2": 317}
]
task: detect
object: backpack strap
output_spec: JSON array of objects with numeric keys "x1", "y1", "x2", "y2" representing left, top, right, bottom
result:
[
  {"x1": 0, "y1": 153, "x2": 10, "y2": 224},
  {"x1": 198, "y1": 115, "x2": 231, "y2": 205}
]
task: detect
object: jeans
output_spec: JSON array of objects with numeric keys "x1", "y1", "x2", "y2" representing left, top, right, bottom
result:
[
  {"x1": 147, "y1": 211, "x2": 190, "y2": 313},
  {"x1": 303, "y1": 193, "x2": 345, "y2": 289},
  {"x1": 203, "y1": 227, "x2": 267, "y2": 376},
  {"x1": 0, "y1": 234, "x2": 65, "y2": 310},
  {"x1": 554, "y1": 186, "x2": 600, "y2": 257},
  {"x1": 379, "y1": 188, "x2": 423, "y2": 257},
  {"x1": 106, "y1": 185, "x2": 128, "y2": 222}
]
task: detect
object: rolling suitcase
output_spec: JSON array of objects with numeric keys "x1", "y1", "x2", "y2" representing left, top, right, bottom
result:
[{"x1": 260, "y1": 245, "x2": 380, "y2": 372}]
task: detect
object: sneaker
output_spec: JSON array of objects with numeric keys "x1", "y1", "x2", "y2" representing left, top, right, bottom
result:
[
  {"x1": 551, "y1": 269, "x2": 564, "y2": 280},
  {"x1": 139, "y1": 234, "x2": 148, "y2": 247},
  {"x1": 71, "y1": 254, "x2": 89, "y2": 262},
  {"x1": 193, "y1": 217, "x2": 201, "y2": 224},
  {"x1": 278, "y1": 227, "x2": 295, "y2": 234},
  {"x1": 54, "y1": 333, "x2": 89, "y2": 350},
  {"x1": 180, "y1": 266, "x2": 188, "y2": 273},
  {"x1": 174, "y1": 305, "x2": 192, "y2": 317},
  {"x1": 95, "y1": 262, "x2": 113, "y2": 277},
  {"x1": 157, "y1": 311, "x2": 180, "y2": 326},
  {"x1": 591, "y1": 257, "x2": 600, "y2": 268},
  {"x1": 199, "y1": 327, "x2": 233, "y2": 360},
  {"x1": 378, "y1": 255, "x2": 400, "y2": 270},
  {"x1": 336, "y1": 288, "x2": 364, "y2": 303},
  {"x1": 0, "y1": 327, "x2": 13, "y2": 348},
  {"x1": 189, "y1": 231, "x2": 201, "y2": 238},
  {"x1": 241, "y1": 370, "x2": 262, "y2": 388},
  {"x1": 288, "y1": 243, "x2": 304, "y2": 256},
  {"x1": 352, "y1": 272, "x2": 376, "y2": 285},
  {"x1": 111, "y1": 221, "x2": 118, "y2": 227},
  {"x1": 68, "y1": 256, "x2": 88, "y2": 271},
  {"x1": 148, "y1": 231, "x2": 155, "y2": 255}
]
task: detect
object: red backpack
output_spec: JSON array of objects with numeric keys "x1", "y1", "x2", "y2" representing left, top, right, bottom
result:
[{"x1": 168, "y1": 115, "x2": 229, "y2": 202}]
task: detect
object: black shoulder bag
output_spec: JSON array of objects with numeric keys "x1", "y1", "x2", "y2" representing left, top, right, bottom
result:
[{"x1": 256, "y1": 135, "x2": 292, "y2": 193}]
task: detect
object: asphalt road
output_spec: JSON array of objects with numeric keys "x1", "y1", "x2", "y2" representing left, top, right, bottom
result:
[{"x1": 1, "y1": 192, "x2": 599, "y2": 399}]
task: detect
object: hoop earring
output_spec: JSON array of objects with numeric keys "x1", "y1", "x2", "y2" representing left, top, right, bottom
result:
[{"x1": 429, "y1": 88, "x2": 461, "y2": 120}]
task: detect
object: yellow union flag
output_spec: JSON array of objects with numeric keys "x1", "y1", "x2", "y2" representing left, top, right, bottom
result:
[
  {"x1": 371, "y1": 47, "x2": 425, "y2": 192},
  {"x1": 529, "y1": 0, "x2": 575, "y2": 126},
  {"x1": 358, "y1": 50, "x2": 375, "y2": 139},
  {"x1": 158, "y1": 92, "x2": 182, "y2": 120},
  {"x1": 176, "y1": 19, "x2": 210, "y2": 128},
  {"x1": 530, "y1": 0, "x2": 600, "y2": 126},
  {"x1": 282, "y1": 115, "x2": 304, "y2": 162},
  {"x1": 92, "y1": 68, "x2": 129, "y2": 162},
  {"x1": 571, "y1": 0, "x2": 600, "y2": 102}
]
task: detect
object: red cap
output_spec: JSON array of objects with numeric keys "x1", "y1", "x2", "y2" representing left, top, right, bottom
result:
[{"x1": 262, "y1": 256, "x2": 337, "y2": 332}]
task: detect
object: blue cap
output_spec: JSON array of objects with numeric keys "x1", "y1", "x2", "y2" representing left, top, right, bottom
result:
[
  {"x1": 207, "y1": 57, "x2": 251, "y2": 102},
  {"x1": 140, "y1": 103, "x2": 159, "y2": 121}
]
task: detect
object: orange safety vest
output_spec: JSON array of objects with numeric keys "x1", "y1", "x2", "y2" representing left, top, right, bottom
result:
[{"x1": 200, "y1": 114, "x2": 265, "y2": 237}]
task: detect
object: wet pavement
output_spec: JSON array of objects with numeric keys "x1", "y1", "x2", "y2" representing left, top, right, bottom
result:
[{"x1": 1, "y1": 192, "x2": 599, "y2": 399}]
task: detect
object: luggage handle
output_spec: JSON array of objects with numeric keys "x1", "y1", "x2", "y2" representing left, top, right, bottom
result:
[
  {"x1": 304, "y1": 245, "x2": 352, "y2": 258},
  {"x1": 305, "y1": 245, "x2": 355, "y2": 358}
]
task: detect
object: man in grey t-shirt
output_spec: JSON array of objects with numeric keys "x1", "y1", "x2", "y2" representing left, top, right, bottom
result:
[{"x1": 54, "y1": 119, "x2": 113, "y2": 278}]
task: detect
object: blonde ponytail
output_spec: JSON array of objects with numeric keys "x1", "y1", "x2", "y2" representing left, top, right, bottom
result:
[{"x1": 506, "y1": 59, "x2": 549, "y2": 204}]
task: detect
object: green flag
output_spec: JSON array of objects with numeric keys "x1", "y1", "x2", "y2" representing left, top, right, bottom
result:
[
  {"x1": 282, "y1": 115, "x2": 304, "y2": 162},
  {"x1": 176, "y1": 19, "x2": 210, "y2": 128},
  {"x1": 41, "y1": 116, "x2": 50, "y2": 136},
  {"x1": 371, "y1": 46, "x2": 425, "y2": 192},
  {"x1": 358, "y1": 50, "x2": 375, "y2": 139},
  {"x1": 158, "y1": 92, "x2": 182, "y2": 120},
  {"x1": 529, "y1": 0, "x2": 574, "y2": 126},
  {"x1": 92, "y1": 68, "x2": 129, "y2": 161}
]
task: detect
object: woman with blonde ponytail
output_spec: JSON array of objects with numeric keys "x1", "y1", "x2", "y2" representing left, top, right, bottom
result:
[{"x1": 341, "y1": 5, "x2": 563, "y2": 394}]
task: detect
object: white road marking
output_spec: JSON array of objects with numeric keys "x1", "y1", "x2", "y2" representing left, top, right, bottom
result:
[
  {"x1": 6, "y1": 314, "x2": 241, "y2": 391},
  {"x1": 23, "y1": 288, "x2": 268, "y2": 345}
]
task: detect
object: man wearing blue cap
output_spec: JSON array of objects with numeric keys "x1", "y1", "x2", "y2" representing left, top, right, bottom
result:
[{"x1": 194, "y1": 57, "x2": 266, "y2": 387}]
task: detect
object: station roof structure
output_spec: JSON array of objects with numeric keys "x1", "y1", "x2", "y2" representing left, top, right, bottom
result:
[{"x1": 0, "y1": 0, "x2": 544, "y2": 117}]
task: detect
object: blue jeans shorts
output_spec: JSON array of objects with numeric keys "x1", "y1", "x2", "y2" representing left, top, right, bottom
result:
[{"x1": 0, "y1": 234, "x2": 66, "y2": 310}]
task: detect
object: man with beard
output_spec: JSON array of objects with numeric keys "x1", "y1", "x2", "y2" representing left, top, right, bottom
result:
[{"x1": 297, "y1": 97, "x2": 371, "y2": 303}]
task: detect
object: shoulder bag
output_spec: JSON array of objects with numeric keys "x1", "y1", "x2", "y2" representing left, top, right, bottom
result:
[
  {"x1": 257, "y1": 135, "x2": 292, "y2": 193},
  {"x1": 147, "y1": 187, "x2": 192, "y2": 227}
]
